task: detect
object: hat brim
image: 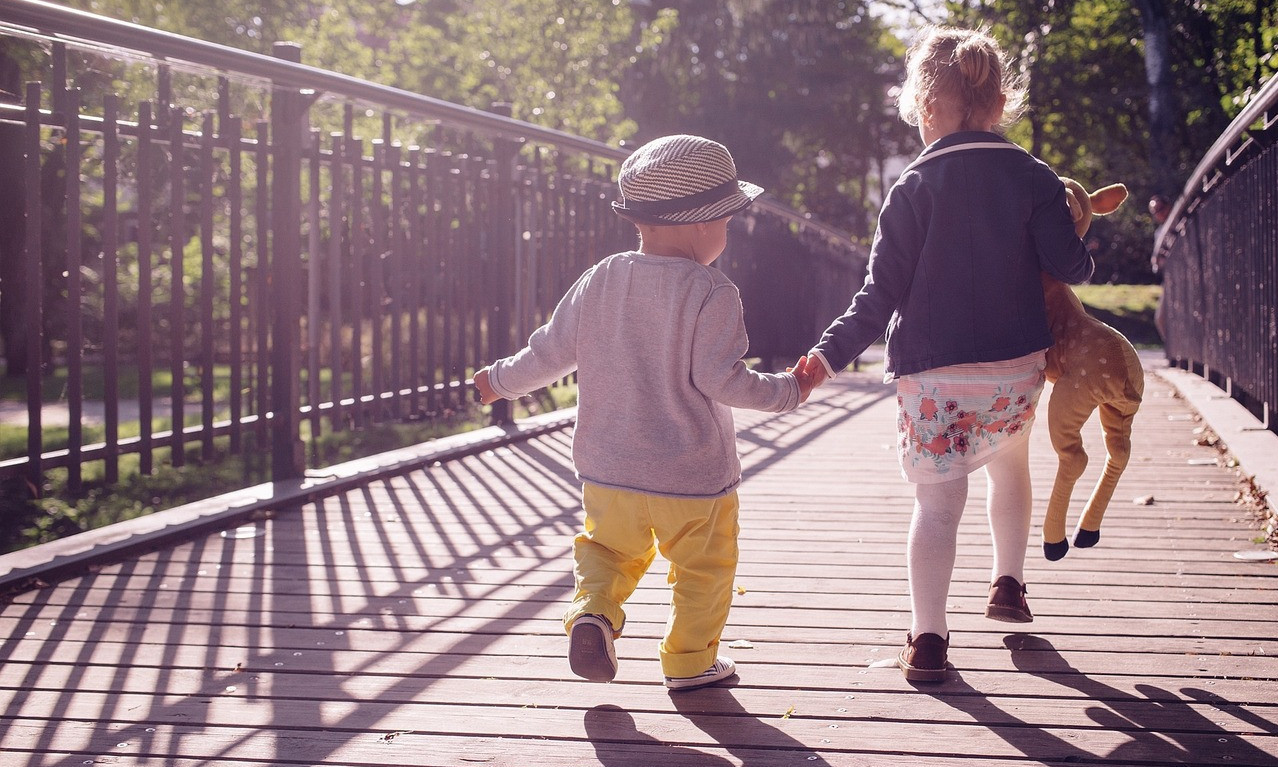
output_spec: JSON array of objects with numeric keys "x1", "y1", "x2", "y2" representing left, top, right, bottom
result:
[{"x1": 612, "y1": 180, "x2": 764, "y2": 226}]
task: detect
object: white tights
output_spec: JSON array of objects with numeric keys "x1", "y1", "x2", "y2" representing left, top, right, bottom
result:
[{"x1": 907, "y1": 439, "x2": 1033, "y2": 637}]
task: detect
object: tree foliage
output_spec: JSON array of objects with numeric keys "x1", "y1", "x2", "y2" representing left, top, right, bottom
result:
[
  {"x1": 290, "y1": 0, "x2": 640, "y2": 144},
  {"x1": 941, "y1": 0, "x2": 1276, "y2": 281},
  {"x1": 25, "y1": 0, "x2": 1278, "y2": 275}
]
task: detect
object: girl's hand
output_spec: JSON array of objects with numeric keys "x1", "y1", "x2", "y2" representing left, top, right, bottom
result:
[
  {"x1": 473, "y1": 367, "x2": 501, "y2": 405},
  {"x1": 788, "y1": 355, "x2": 819, "y2": 403},
  {"x1": 800, "y1": 354, "x2": 829, "y2": 390}
]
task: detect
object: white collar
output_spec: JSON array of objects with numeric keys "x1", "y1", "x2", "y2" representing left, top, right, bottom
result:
[{"x1": 904, "y1": 140, "x2": 1029, "y2": 173}]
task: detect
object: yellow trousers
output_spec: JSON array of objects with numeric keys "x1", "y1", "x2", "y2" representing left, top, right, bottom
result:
[{"x1": 563, "y1": 483, "x2": 739, "y2": 678}]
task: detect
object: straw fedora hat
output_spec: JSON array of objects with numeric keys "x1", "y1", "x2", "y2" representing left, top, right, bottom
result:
[{"x1": 612, "y1": 134, "x2": 764, "y2": 225}]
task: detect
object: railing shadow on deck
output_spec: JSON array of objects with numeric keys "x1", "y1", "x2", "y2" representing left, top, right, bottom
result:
[
  {"x1": 0, "y1": 376, "x2": 893, "y2": 765},
  {"x1": 1, "y1": 437, "x2": 582, "y2": 762}
]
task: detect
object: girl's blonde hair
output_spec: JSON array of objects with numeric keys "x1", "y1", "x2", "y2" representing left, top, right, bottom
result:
[{"x1": 897, "y1": 26, "x2": 1027, "y2": 131}]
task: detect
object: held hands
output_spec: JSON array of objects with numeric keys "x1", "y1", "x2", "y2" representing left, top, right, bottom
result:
[
  {"x1": 804, "y1": 355, "x2": 829, "y2": 389},
  {"x1": 787, "y1": 354, "x2": 826, "y2": 403},
  {"x1": 472, "y1": 367, "x2": 501, "y2": 405}
]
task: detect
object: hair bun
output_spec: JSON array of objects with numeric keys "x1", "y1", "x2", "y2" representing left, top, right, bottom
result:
[{"x1": 955, "y1": 41, "x2": 993, "y2": 88}]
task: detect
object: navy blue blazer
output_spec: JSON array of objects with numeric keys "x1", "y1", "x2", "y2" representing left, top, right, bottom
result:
[{"x1": 812, "y1": 131, "x2": 1094, "y2": 379}]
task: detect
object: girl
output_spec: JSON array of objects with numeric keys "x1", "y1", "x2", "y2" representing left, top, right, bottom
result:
[{"x1": 803, "y1": 26, "x2": 1094, "y2": 682}]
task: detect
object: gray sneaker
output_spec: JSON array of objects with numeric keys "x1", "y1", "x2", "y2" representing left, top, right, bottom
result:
[
  {"x1": 568, "y1": 614, "x2": 617, "y2": 682},
  {"x1": 664, "y1": 656, "x2": 737, "y2": 691}
]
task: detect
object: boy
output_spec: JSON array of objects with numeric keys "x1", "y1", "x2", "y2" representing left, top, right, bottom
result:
[{"x1": 473, "y1": 134, "x2": 813, "y2": 690}]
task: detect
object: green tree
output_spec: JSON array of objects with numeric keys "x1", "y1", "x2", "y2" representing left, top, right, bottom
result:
[
  {"x1": 623, "y1": 1, "x2": 913, "y2": 238},
  {"x1": 74, "y1": 0, "x2": 314, "y2": 51}
]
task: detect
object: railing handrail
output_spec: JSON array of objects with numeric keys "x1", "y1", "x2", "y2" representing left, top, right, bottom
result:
[
  {"x1": 0, "y1": 0, "x2": 858, "y2": 248},
  {"x1": 1154, "y1": 73, "x2": 1278, "y2": 259},
  {"x1": 0, "y1": 0, "x2": 607, "y2": 151}
]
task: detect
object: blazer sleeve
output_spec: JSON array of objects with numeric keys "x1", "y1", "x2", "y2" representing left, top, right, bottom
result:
[
  {"x1": 1032, "y1": 172, "x2": 1095, "y2": 284},
  {"x1": 811, "y1": 182, "x2": 922, "y2": 374}
]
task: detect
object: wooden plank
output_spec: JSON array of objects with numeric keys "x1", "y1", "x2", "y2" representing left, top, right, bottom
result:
[
  {"x1": 4, "y1": 664, "x2": 1275, "y2": 732},
  {"x1": 6, "y1": 568, "x2": 1275, "y2": 606},
  {"x1": 1, "y1": 693, "x2": 1275, "y2": 765},
  {"x1": 4, "y1": 598, "x2": 1274, "y2": 644},
  {"x1": 1, "y1": 637, "x2": 1274, "y2": 699},
  {"x1": 47, "y1": 557, "x2": 1278, "y2": 592},
  {"x1": 0, "y1": 720, "x2": 1123, "y2": 767},
  {"x1": 0, "y1": 628, "x2": 1272, "y2": 685},
  {"x1": 9, "y1": 580, "x2": 1275, "y2": 625},
  {"x1": 4, "y1": 615, "x2": 1271, "y2": 662}
]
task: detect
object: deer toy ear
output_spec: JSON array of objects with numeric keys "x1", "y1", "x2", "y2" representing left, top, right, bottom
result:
[{"x1": 1089, "y1": 183, "x2": 1129, "y2": 216}]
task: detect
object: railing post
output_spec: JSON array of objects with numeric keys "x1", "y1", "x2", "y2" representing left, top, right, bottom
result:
[
  {"x1": 488, "y1": 102, "x2": 517, "y2": 425},
  {"x1": 23, "y1": 82, "x2": 43, "y2": 496},
  {"x1": 269, "y1": 42, "x2": 307, "y2": 481}
]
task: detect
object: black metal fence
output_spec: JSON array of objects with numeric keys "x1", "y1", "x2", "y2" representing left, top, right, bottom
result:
[
  {"x1": 0, "y1": 0, "x2": 868, "y2": 493},
  {"x1": 1154, "y1": 74, "x2": 1278, "y2": 433}
]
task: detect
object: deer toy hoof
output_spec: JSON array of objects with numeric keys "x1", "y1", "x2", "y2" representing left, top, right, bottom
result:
[
  {"x1": 1074, "y1": 528, "x2": 1101, "y2": 549},
  {"x1": 1043, "y1": 539, "x2": 1070, "y2": 561}
]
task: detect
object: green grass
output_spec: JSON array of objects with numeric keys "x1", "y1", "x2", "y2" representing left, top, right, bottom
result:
[
  {"x1": 0, "y1": 364, "x2": 234, "y2": 403},
  {"x1": 1, "y1": 413, "x2": 190, "y2": 460},
  {"x1": 1072, "y1": 283, "x2": 1163, "y2": 348}
]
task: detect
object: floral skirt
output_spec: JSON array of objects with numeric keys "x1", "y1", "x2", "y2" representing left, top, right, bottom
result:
[{"x1": 896, "y1": 350, "x2": 1047, "y2": 484}]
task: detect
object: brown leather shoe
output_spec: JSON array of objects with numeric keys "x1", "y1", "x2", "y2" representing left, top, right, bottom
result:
[
  {"x1": 985, "y1": 575, "x2": 1033, "y2": 623},
  {"x1": 898, "y1": 632, "x2": 948, "y2": 682}
]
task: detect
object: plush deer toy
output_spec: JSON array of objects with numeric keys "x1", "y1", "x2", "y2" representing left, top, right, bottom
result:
[{"x1": 1040, "y1": 178, "x2": 1144, "y2": 560}]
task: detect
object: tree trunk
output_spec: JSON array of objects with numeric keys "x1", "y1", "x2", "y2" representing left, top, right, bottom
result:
[{"x1": 1132, "y1": 0, "x2": 1178, "y2": 199}]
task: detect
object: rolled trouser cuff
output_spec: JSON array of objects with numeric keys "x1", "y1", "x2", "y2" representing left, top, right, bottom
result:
[
  {"x1": 659, "y1": 642, "x2": 720, "y2": 678},
  {"x1": 563, "y1": 597, "x2": 624, "y2": 638}
]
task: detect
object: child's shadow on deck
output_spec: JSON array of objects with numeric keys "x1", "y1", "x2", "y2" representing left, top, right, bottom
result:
[
  {"x1": 924, "y1": 634, "x2": 1277, "y2": 765},
  {"x1": 585, "y1": 684, "x2": 834, "y2": 766},
  {"x1": 584, "y1": 704, "x2": 734, "y2": 766}
]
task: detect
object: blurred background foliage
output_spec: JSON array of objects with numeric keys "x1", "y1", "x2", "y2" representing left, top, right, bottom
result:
[{"x1": 14, "y1": 0, "x2": 1278, "y2": 281}]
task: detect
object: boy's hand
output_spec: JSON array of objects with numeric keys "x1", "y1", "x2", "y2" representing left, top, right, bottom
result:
[{"x1": 472, "y1": 367, "x2": 501, "y2": 405}]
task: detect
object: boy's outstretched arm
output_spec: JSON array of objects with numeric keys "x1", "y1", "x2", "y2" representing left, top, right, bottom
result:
[{"x1": 472, "y1": 367, "x2": 501, "y2": 405}]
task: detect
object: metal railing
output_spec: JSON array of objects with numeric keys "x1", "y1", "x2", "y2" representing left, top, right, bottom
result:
[
  {"x1": 1153, "y1": 74, "x2": 1278, "y2": 433},
  {"x1": 0, "y1": 0, "x2": 868, "y2": 492}
]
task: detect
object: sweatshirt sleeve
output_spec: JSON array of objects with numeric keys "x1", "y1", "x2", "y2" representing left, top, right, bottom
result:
[
  {"x1": 487, "y1": 268, "x2": 590, "y2": 400},
  {"x1": 1032, "y1": 173, "x2": 1095, "y2": 284},
  {"x1": 690, "y1": 283, "x2": 800, "y2": 412},
  {"x1": 810, "y1": 182, "x2": 921, "y2": 375}
]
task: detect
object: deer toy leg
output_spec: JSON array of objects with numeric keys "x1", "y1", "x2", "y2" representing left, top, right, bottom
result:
[
  {"x1": 1043, "y1": 385, "x2": 1095, "y2": 560},
  {"x1": 1074, "y1": 402, "x2": 1138, "y2": 549}
]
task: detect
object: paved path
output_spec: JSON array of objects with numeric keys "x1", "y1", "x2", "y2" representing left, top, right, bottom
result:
[{"x1": 0, "y1": 364, "x2": 1274, "y2": 766}]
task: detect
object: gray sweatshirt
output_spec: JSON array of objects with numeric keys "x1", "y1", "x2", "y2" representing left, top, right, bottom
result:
[{"x1": 488, "y1": 251, "x2": 801, "y2": 498}]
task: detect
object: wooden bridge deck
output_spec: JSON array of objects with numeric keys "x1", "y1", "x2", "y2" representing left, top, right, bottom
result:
[{"x1": 1, "y1": 366, "x2": 1275, "y2": 766}]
